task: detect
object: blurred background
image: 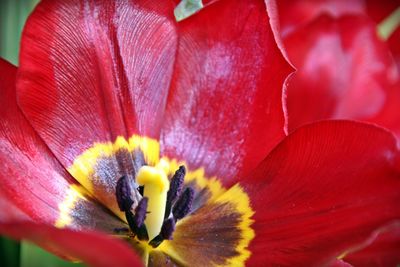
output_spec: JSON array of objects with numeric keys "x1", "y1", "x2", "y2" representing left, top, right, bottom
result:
[
  {"x1": 0, "y1": 1, "x2": 82, "y2": 266},
  {"x1": 0, "y1": 0, "x2": 38, "y2": 65}
]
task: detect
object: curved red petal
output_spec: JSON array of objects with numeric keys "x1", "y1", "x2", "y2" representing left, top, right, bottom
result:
[
  {"x1": 0, "y1": 59, "x2": 122, "y2": 231},
  {"x1": 263, "y1": 0, "x2": 293, "y2": 64},
  {"x1": 0, "y1": 222, "x2": 143, "y2": 267},
  {"x1": 366, "y1": 0, "x2": 400, "y2": 70},
  {"x1": 239, "y1": 121, "x2": 400, "y2": 266},
  {"x1": 17, "y1": 0, "x2": 177, "y2": 167},
  {"x1": 160, "y1": 0, "x2": 293, "y2": 186},
  {"x1": 274, "y1": 0, "x2": 400, "y2": 71},
  {"x1": 0, "y1": 58, "x2": 16, "y2": 89},
  {"x1": 329, "y1": 260, "x2": 354, "y2": 267},
  {"x1": 344, "y1": 223, "x2": 400, "y2": 267},
  {"x1": 283, "y1": 15, "x2": 400, "y2": 137},
  {"x1": 365, "y1": 0, "x2": 399, "y2": 23},
  {"x1": 0, "y1": 187, "x2": 30, "y2": 222},
  {"x1": 0, "y1": 58, "x2": 62, "y2": 222},
  {"x1": 274, "y1": 0, "x2": 366, "y2": 37}
]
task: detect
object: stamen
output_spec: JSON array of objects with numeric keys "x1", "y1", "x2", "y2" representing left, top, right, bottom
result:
[
  {"x1": 160, "y1": 218, "x2": 176, "y2": 240},
  {"x1": 173, "y1": 187, "x2": 194, "y2": 220},
  {"x1": 148, "y1": 218, "x2": 176, "y2": 248},
  {"x1": 133, "y1": 197, "x2": 148, "y2": 228},
  {"x1": 122, "y1": 198, "x2": 149, "y2": 241},
  {"x1": 167, "y1": 166, "x2": 186, "y2": 204},
  {"x1": 126, "y1": 211, "x2": 149, "y2": 241},
  {"x1": 116, "y1": 176, "x2": 134, "y2": 212},
  {"x1": 116, "y1": 166, "x2": 193, "y2": 246},
  {"x1": 165, "y1": 166, "x2": 186, "y2": 218}
]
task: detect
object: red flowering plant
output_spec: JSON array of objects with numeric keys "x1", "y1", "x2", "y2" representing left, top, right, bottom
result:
[{"x1": 1, "y1": 1, "x2": 400, "y2": 267}]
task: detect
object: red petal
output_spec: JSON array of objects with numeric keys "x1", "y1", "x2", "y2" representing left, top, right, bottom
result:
[
  {"x1": 160, "y1": 0, "x2": 293, "y2": 186},
  {"x1": 329, "y1": 260, "x2": 353, "y2": 267},
  {"x1": 0, "y1": 59, "x2": 122, "y2": 230},
  {"x1": 264, "y1": 0, "x2": 293, "y2": 63},
  {"x1": 0, "y1": 187, "x2": 30, "y2": 222},
  {"x1": 0, "y1": 58, "x2": 62, "y2": 222},
  {"x1": 17, "y1": 0, "x2": 177, "y2": 166},
  {"x1": 0, "y1": 222, "x2": 143, "y2": 267},
  {"x1": 366, "y1": 0, "x2": 400, "y2": 70},
  {"x1": 239, "y1": 121, "x2": 400, "y2": 266},
  {"x1": 365, "y1": 0, "x2": 399, "y2": 23},
  {"x1": 345, "y1": 223, "x2": 400, "y2": 267},
  {"x1": 274, "y1": 0, "x2": 365, "y2": 37},
  {"x1": 0, "y1": 58, "x2": 16, "y2": 89},
  {"x1": 273, "y1": 0, "x2": 400, "y2": 71},
  {"x1": 283, "y1": 15, "x2": 400, "y2": 137}
]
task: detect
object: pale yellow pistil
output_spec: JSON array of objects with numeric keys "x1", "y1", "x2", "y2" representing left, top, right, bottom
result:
[{"x1": 136, "y1": 164, "x2": 170, "y2": 241}]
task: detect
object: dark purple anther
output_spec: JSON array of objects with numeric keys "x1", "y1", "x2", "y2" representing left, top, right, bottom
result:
[
  {"x1": 173, "y1": 187, "x2": 194, "y2": 220},
  {"x1": 116, "y1": 176, "x2": 134, "y2": 212},
  {"x1": 125, "y1": 197, "x2": 149, "y2": 241},
  {"x1": 160, "y1": 218, "x2": 176, "y2": 240},
  {"x1": 167, "y1": 165, "x2": 186, "y2": 204},
  {"x1": 133, "y1": 197, "x2": 148, "y2": 228},
  {"x1": 164, "y1": 166, "x2": 186, "y2": 219}
]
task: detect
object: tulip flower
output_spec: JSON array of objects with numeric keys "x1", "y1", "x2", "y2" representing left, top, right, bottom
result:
[{"x1": 1, "y1": 1, "x2": 400, "y2": 266}]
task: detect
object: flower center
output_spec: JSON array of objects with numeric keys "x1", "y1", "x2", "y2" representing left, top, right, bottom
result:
[
  {"x1": 115, "y1": 163, "x2": 194, "y2": 248},
  {"x1": 59, "y1": 136, "x2": 255, "y2": 266}
]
